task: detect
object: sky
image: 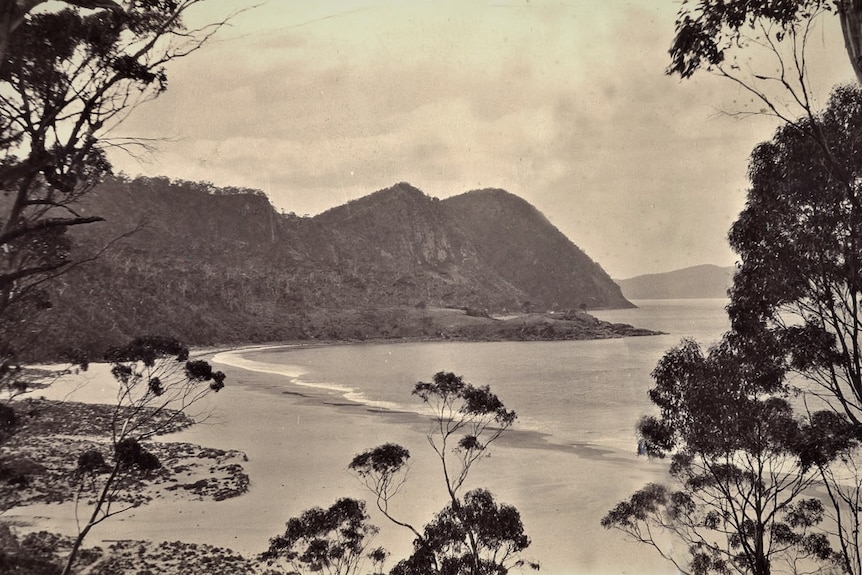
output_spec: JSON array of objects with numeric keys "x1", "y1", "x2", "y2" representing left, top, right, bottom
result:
[{"x1": 106, "y1": 0, "x2": 854, "y2": 279}]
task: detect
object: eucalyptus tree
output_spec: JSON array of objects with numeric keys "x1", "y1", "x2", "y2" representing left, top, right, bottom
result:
[
  {"x1": 668, "y1": 1, "x2": 862, "y2": 196},
  {"x1": 262, "y1": 498, "x2": 382, "y2": 575},
  {"x1": 64, "y1": 335, "x2": 225, "y2": 575},
  {"x1": 349, "y1": 372, "x2": 535, "y2": 575},
  {"x1": 605, "y1": 83, "x2": 862, "y2": 575},
  {"x1": 659, "y1": 4, "x2": 862, "y2": 573},
  {"x1": 602, "y1": 1, "x2": 862, "y2": 571},
  {"x1": 669, "y1": 1, "x2": 862, "y2": 98},
  {"x1": 725, "y1": 83, "x2": 862, "y2": 575},
  {"x1": 0, "y1": 0, "x2": 232, "y2": 404},
  {"x1": 603, "y1": 337, "x2": 843, "y2": 575}
]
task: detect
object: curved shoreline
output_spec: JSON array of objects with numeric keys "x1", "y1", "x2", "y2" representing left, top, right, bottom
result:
[
  {"x1": 6, "y1": 340, "x2": 675, "y2": 575},
  {"x1": 207, "y1": 342, "x2": 644, "y2": 461}
]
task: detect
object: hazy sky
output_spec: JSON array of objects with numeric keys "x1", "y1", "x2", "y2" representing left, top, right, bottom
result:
[{"x1": 107, "y1": 0, "x2": 853, "y2": 279}]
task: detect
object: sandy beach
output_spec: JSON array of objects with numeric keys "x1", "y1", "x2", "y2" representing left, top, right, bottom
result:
[{"x1": 3, "y1": 345, "x2": 677, "y2": 575}]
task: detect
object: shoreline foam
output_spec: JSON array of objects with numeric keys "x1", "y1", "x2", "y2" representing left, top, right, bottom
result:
[{"x1": 5, "y1": 342, "x2": 676, "y2": 575}]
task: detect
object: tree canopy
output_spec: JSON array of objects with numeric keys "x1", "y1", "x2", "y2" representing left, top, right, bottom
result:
[
  {"x1": 262, "y1": 498, "x2": 381, "y2": 575},
  {"x1": 669, "y1": 0, "x2": 862, "y2": 85},
  {"x1": 728, "y1": 84, "x2": 862, "y2": 424},
  {"x1": 350, "y1": 372, "x2": 533, "y2": 575},
  {"x1": 0, "y1": 0, "x2": 230, "y2": 399},
  {"x1": 603, "y1": 338, "x2": 832, "y2": 575}
]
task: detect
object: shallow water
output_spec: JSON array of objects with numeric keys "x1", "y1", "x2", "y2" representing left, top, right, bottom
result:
[
  {"x1": 208, "y1": 299, "x2": 730, "y2": 574},
  {"x1": 7, "y1": 299, "x2": 730, "y2": 575},
  {"x1": 222, "y1": 299, "x2": 729, "y2": 453}
]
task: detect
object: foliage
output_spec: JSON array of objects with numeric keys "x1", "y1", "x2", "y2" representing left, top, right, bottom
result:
[
  {"x1": 262, "y1": 498, "x2": 380, "y2": 575},
  {"x1": 603, "y1": 338, "x2": 835, "y2": 575},
  {"x1": 390, "y1": 489, "x2": 531, "y2": 575},
  {"x1": 720, "y1": 81, "x2": 862, "y2": 575},
  {"x1": 728, "y1": 84, "x2": 862, "y2": 414},
  {"x1": 669, "y1": 0, "x2": 837, "y2": 78},
  {"x1": 350, "y1": 372, "x2": 533, "y2": 575},
  {"x1": 61, "y1": 335, "x2": 225, "y2": 575},
  {"x1": 349, "y1": 443, "x2": 411, "y2": 495},
  {"x1": 668, "y1": 0, "x2": 862, "y2": 127},
  {"x1": 0, "y1": 0, "x2": 232, "y2": 469},
  {"x1": 640, "y1": 5, "x2": 862, "y2": 572}
]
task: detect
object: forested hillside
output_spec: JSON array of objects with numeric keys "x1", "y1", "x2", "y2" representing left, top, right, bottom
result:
[{"x1": 21, "y1": 178, "x2": 635, "y2": 359}]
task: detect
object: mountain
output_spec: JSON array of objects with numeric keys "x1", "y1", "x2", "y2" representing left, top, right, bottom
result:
[
  {"x1": 313, "y1": 184, "x2": 632, "y2": 311},
  {"x1": 615, "y1": 264, "x2": 735, "y2": 300},
  {"x1": 18, "y1": 178, "x2": 639, "y2": 358},
  {"x1": 443, "y1": 189, "x2": 629, "y2": 310}
]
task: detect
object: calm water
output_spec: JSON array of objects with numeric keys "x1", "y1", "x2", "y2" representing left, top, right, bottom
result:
[
  {"x1": 228, "y1": 299, "x2": 730, "y2": 454},
  {"x1": 11, "y1": 299, "x2": 731, "y2": 574},
  {"x1": 208, "y1": 300, "x2": 732, "y2": 574}
]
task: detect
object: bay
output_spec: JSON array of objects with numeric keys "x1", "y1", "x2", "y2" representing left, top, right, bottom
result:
[
  {"x1": 210, "y1": 298, "x2": 730, "y2": 574},
  {"x1": 7, "y1": 299, "x2": 730, "y2": 575},
  {"x1": 231, "y1": 298, "x2": 730, "y2": 454}
]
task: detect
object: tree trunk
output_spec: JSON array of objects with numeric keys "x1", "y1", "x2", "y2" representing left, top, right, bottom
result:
[
  {"x1": 839, "y1": 0, "x2": 862, "y2": 85},
  {"x1": 61, "y1": 523, "x2": 93, "y2": 575},
  {"x1": 753, "y1": 520, "x2": 770, "y2": 575},
  {"x1": 0, "y1": 2, "x2": 14, "y2": 65},
  {"x1": 61, "y1": 462, "x2": 122, "y2": 575}
]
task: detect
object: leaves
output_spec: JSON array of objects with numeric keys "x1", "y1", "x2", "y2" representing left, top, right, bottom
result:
[
  {"x1": 114, "y1": 437, "x2": 159, "y2": 472},
  {"x1": 461, "y1": 384, "x2": 516, "y2": 426},
  {"x1": 104, "y1": 335, "x2": 189, "y2": 366},
  {"x1": 601, "y1": 483, "x2": 669, "y2": 529},
  {"x1": 413, "y1": 371, "x2": 466, "y2": 402},
  {"x1": 668, "y1": 0, "x2": 829, "y2": 78},
  {"x1": 349, "y1": 443, "x2": 410, "y2": 478},
  {"x1": 147, "y1": 376, "x2": 163, "y2": 396},
  {"x1": 730, "y1": 85, "x2": 862, "y2": 327},
  {"x1": 352, "y1": 372, "x2": 529, "y2": 575},
  {"x1": 397, "y1": 489, "x2": 530, "y2": 575},
  {"x1": 184, "y1": 359, "x2": 225, "y2": 392},
  {"x1": 611, "y1": 325, "x2": 823, "y2": 573},
  {"x1": 727, "y1": 86, "x2": 862, "y2": 462},
  {"x1": 263, "y1": 498, "x2": 379, "y2": 575},
  {"x1": 796, "y1": 410, "x2": 857, "y2": 470}
]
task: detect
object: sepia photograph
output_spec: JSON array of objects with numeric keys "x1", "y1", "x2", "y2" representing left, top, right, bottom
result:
[{"x1": 1, "y1": 1, "x2": 861, "y2": 574}]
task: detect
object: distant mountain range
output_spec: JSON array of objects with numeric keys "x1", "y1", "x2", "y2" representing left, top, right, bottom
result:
[
  {"x1": 20, "y1": 178, "x2": 639, "y2": 358},
  {"x1": 615, "y1": 264, "x2": 736, "y2": 300}
]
